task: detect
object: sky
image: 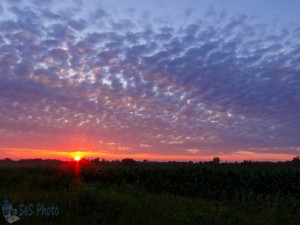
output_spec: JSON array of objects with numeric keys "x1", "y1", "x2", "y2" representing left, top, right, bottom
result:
[{"x1": 0, "y1": 0, "x2": 300, "y2": 161}]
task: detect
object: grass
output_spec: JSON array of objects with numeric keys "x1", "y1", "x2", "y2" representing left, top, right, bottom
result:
[{"x1": 0, "y1": 166, "x2": 300, "y2": 224}]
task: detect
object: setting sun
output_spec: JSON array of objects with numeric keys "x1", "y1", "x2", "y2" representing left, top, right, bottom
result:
[{"x1": 74, "y1": 156, "x2": 81, "y2": 161}]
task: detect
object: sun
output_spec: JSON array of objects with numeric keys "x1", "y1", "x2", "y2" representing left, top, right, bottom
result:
[{"x1": 74, "y1": 156, "x2": 81, "y2": 161}]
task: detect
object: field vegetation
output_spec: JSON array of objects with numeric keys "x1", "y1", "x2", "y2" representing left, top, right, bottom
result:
[{"x1": 1, "y1": 157, "x2": 300, "y2": 225}]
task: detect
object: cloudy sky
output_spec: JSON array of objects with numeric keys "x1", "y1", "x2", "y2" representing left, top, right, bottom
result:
[{"x1": 0, "y1": 0, "x2": 300, "y2": 161}]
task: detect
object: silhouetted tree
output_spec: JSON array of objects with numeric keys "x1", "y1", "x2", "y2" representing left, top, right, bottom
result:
[
  {"x1": 291, "y1": 156, "x2": 300, "y2": 165},
  {"x1": 91, "y1": 158, "x2": 99, "y2": 163},
  {"x1": 212, "y1": 157, "x2": 220, "y2": 164}
]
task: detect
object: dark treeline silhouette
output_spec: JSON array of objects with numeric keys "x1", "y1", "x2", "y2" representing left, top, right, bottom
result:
[
  {"x1": 0, "y1": 158, "x2": 63, "y2": 167},
  {"x1": 2, "y1": 156, "x2": 300, "y2": 168}
]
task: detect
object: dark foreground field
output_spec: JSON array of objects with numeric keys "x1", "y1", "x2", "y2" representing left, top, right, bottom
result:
[{"x1": 1, "y1": 159, "x2": 300, "y2": 225}]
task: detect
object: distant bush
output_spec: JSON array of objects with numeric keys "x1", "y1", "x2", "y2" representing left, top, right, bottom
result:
[{"x1": 121, "y1": 158, "x2": 137, "y2": 166}]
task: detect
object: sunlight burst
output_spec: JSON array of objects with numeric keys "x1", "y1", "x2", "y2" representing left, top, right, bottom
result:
[{"x1": 74, "y1": 156, "x2": 81, "y2": 161}]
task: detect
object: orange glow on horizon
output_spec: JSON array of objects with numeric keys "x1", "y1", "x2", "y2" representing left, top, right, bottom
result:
[{"x1": 0, "y1": 147, "x2": 297, "y2": 162}]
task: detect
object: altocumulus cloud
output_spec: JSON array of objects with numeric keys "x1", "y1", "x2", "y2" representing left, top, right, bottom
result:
[{"x1": 0, "y1": 0, "x2": 300, "y2": 157}]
